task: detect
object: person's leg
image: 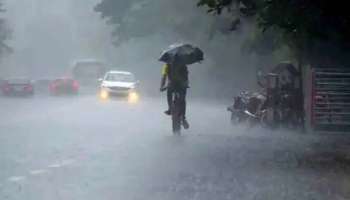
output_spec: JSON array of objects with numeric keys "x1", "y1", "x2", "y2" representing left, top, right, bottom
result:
[
  {"x1": 165, "y1": 87, "x2": 173, "y2": 115},
  {"x1": 180, "y1": 88, "x2": 187, "y2": 117},
  {"x1": 179, "y1": 88, "x2": 189, "y2": 129}
]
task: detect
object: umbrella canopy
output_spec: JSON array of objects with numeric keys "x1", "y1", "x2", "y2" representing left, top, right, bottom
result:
[{"x1": 159, "y1": 43, "x2": 204, "y2": 65}]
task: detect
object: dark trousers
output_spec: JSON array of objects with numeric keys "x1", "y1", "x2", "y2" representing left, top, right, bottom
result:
[{"x1": 167, "y1": 86, "x2": 187, "y2": 117}]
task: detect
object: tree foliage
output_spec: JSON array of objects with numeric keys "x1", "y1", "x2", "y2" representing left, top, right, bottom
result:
[
  {"x1": 0, "y1": 2, "x2": 11, "y2": 56},
  {"x1": 198, "y1": 0, "x2": 350, "y2": 65},
  {"x1": 94, "y1": 0, "x2": 207, "y2": 46}
]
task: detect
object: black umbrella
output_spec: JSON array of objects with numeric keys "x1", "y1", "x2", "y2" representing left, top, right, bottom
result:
[{"x1": 159, "y1": 43, "x2": 204, "y2": 65}]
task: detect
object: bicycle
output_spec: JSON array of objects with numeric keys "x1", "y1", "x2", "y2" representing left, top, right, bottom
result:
[{"x1": 161, "y1": 87, "x2": 186, "y2": 135}]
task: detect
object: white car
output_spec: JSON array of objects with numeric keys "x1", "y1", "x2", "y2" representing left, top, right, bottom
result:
[{"x1": 99, "y1": 71, "x2": 139, "y2": 102}]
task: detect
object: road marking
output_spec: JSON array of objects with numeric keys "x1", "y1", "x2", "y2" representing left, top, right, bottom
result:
[
  {"x1": 4, "y1": 158, "x2": 77, "y2": 187},
  {"x1": 48, "y1": 159, "x2": 76, "y2": 169},
  {"x1": 61, "y1": 159, "x2": 76, "y2": 166},
  {"x1": 48, "y1": 163, "x2": 61, "y2": 168},
  {"x1": 29, "y1": 169, "x2": 49, "y2": 175},
  {"x1": 8, "y1": 176, "x2": 26, "y2": 182}
]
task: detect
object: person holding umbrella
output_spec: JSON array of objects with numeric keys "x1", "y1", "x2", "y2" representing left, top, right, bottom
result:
[
  {"x1": 160, "y1": 54, "x2": 190, "y2": 129},
  {"x1": 159, "y1": 43, "x2": 204, "y2": 130}
]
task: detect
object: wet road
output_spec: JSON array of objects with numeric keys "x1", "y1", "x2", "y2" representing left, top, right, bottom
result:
[{"x1": 1, "y1": 94, "x2": 350, "y2": 200}]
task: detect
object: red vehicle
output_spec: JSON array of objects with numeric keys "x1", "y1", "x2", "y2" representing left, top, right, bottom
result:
[
  {"x1": 1, "y1": 78, "x2": 34, "y2": 96},
  {"x1": 49, "y1": 78, "x2": 79, "y2": 95}
]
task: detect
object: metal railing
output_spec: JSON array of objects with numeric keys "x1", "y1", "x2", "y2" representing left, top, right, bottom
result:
[{"x1": 311, "y1": 68, "x2": 350, "y2": 131}]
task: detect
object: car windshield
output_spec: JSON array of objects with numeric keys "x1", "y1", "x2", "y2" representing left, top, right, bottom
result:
[
  {"x1": 105, "y1": 73, "x2": 135, "y2": 82},
  {"x1": 7, "y1": 79, "x2": 30, "y2": 84}
]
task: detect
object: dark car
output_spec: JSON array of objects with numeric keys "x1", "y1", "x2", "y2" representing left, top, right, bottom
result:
[
  {"x1": 49, "y1": 78, "x2": 79, "y2": 95},
  {"x1": 1, "y1": 78, "x2": 34, "y2": 96},
  {"x1": 71, "y1": 59, "x2": 108, "y2": 86}
]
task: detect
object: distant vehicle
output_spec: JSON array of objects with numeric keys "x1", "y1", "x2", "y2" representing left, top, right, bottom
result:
[
  {"x1": 49, "y1": 78, "x2": 79, "y2": 95},
  {"x1": 99, "y1": 71, "x2": 139, "y2": 103},
  {"x1": 1, "y1": 78, "x2": 34, "y2": 96},
  {"x1": 71, "y1": 59, "x2": 108, "y2": 86},
  {"x1": 33, "y1": 78, "x2": 52, "y2": 94}
]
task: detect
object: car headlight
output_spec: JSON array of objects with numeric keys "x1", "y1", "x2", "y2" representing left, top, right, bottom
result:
[
  {"x1": 128, "y1": 91, "x2": 139, "y2": 103},
  {"x1": 100, "y1": 88, "x2": 109, "y2": 100}
]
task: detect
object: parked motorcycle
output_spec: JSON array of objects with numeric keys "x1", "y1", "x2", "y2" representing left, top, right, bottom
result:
[{"x1": 227, "y1": 91, "x2": 267, "y2": 126}]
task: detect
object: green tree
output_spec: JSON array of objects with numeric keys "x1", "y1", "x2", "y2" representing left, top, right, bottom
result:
[
  {"x1": 94, "y1": 0, "x2": 210, "y2": 46},
  {"x1": 0, "y1": 2, "x2": 11, "y2": 56},
  {"x1": 198, "y1": 0, "x2": 350, "y2": 66}
]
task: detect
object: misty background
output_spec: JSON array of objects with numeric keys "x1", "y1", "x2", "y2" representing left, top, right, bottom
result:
[
  {"x1": 1, "y1": 2, "x2": 350, "y2": 200},
  {"x1": 0, "y1": 0, "x2": 269, "y2": 99}
]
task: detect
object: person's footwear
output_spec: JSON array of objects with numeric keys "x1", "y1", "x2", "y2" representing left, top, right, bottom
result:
[
  {"x1": 182, "y1": 118, "x2": 190, "y2": 129},
  {"x1": 164, "y1": 110, "x2": 171, "y2": 115}
]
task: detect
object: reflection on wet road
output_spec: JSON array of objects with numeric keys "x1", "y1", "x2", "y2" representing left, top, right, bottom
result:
[{"x1": 0, "y1": 95, "x2": 350, "y2": 200}]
